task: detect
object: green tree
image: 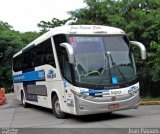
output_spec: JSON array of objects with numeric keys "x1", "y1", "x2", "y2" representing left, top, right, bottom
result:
[
  {"x1": 20, "y1": 32, "x2": 41, "y2": 44},
  {"x1": 146, "y1": 35, "x2": 160, "y2": 97},
  {"x1": 148, "y1": 35, "x2": 160, "y2": 82},
  {"x1": 0, "y1": 24, "x2": 23, "y2": 89},
  {"x1": 37, "y1": 17, "x2": 70, "y2": 33},
  {"x1": 0, "y1": 21, "x2": 13, "y2": 30},
  {"x1": 0, "y1": 21, "x2": 40, "y2": 91}
]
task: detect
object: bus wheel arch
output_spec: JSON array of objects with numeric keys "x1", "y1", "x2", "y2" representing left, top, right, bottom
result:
[{"x1": 51, "y1": 91, "x2": 66, "y2": 119}]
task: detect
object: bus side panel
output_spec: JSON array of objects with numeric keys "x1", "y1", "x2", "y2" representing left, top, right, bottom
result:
[
  {"x1": 34, "y1": 65, "x2": 64, "y2": 109},
  {"x1": 46, "y1": 81, "x2": 66, "y2": 110},
  {"x1": 13, "y1": 71, "x2": 23, "y2": 102},
  {"x1": 45, "y1": 78, "x2": 78, "y2": 115},
  {"x1": 47, "y1": 80, "x2": 77, "y2": 115},
  {"x1": 14, "y1": 82, "x2": 23, "y2": 101}
]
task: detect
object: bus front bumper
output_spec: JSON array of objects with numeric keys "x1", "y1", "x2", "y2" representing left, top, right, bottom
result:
[{"x1": 74, "y1": 94, "x2": 140, "y2": 115}]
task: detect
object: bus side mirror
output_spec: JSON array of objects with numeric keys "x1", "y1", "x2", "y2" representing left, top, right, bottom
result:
[
  {"x1": 130, "y1": 41, "x2": 146, "y2": 60},
  {"x1": 60, "y1": 43, "x2": 75, "y2": 63}
]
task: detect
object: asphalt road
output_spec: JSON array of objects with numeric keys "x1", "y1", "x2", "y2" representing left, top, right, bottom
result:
[{"x1": 0, "y1": 94, "x2": 160, "y2": 134}]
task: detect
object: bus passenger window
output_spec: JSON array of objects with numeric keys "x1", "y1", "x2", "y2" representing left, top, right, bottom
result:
[{"x1": 35, "y1": 38, "x2": 56, "y2": 68}]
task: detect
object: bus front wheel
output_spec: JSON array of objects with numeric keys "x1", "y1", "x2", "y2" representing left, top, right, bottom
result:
[{"x1": 52, "y1": 95, "x2": 66, "y2": 119}]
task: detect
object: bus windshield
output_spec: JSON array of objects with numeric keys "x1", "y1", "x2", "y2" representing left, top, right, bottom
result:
[{"x1": 68, "y1": 35, "x2": 137, "y2": 85}]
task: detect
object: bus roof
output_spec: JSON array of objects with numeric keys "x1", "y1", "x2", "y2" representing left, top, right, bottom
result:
[{"x1": 13, "y1": 25, "x2": 125, "y2": 58}]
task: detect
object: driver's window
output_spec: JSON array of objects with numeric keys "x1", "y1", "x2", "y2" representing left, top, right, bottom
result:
[
  {"x1": 63, "y1": 60, "x2": 72, "y2": 82},
  {"x1": 54, "y1": 34, "x2": 72, "y2": 82}
]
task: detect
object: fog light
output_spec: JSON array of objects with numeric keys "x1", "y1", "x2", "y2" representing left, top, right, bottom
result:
[{"x1": 79, "y1": 106, "x2": 84, "y2": 110}]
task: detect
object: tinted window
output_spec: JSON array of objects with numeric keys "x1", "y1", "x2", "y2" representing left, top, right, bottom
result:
[
  {"x1": 35, "y1": 39, "x2": 56, "y2": 67},
  {"x1": 13, "y1": 54, "x2": 23, "y2": 72},
  {"x1": 13, "y1": 38, "x2": 56, "y2": 72}
]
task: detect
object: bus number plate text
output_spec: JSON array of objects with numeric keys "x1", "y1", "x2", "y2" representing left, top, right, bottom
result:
[{"x1": 108, "y1": 104, "x2": 119, "y2": 109}]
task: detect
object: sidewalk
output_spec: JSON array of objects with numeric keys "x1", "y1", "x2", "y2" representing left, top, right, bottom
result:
[
  {"x1": 140, "y1": 100, "x2": 160, "y2": 105},
  {"x1": 0, "y1": 93, "x2": 17, "y2": 109}
]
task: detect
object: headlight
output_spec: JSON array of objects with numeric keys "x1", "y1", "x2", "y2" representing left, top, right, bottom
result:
[
  {"x1": 128, "y1": 88, "x2": 139, "y2": 96},
  {"x1": 70, "y1": 89, "x2": 94, "y2": 100},
  {"x1": 70, "y1": 89, "x2": 82, "y2": 97},
  {"x1": 81, "y1": 95, "x2": 95, "y2": 100}
]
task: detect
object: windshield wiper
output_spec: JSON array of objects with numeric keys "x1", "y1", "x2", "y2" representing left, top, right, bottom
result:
[
  {"x1": 105, "y1": 52, "x2": 112, "y2": 83},
  {"x1": 107, "y1": 52, "x2": 128, "y2": 83},
  {"x1": 95, "y1": 52, "x2": 112, "y2": 86}
]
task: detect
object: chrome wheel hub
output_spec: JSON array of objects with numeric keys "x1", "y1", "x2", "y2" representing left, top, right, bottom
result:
[{"x1": 55, "y1": 100, "x2": 61, "y2": 114}]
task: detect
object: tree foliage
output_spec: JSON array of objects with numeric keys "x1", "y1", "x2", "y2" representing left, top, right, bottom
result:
[
  {"x1": 0, "y1": 21, "x2": 39, "y2": 90},
  {"x1": 37, "y1": 17, "x2": 70, "y2": 33},
  {"x1": 20, "y1": 32, "x2": 41, "y2": 45},
  {"x1": 148, "y1": 35, "x2": 160, "y2": 82}
]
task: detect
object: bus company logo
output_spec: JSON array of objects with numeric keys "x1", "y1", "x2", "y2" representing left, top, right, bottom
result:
[
  {"x1": 129, "y1": 85, "x2": 139, "y2": 92},
  {"x1": 47, "y1": 69, "x2": 56, "y2": 79}
]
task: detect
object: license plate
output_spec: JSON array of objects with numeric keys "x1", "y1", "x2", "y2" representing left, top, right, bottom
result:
[{"x1": 108, "y1": 104, "x2": 119, "y2": 109}]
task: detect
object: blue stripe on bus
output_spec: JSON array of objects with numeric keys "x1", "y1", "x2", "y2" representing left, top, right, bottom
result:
[
  {"x1": 81, "y1": 90, "x2": 109, "y2": 94},
  {"x1": 13, "y1": 70, "x2": 45, "y2": 83}
]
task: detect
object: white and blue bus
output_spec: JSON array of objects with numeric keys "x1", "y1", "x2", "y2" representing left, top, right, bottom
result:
[{"x1": 13, "y1": 25, "x2": 146, "y2": 118}]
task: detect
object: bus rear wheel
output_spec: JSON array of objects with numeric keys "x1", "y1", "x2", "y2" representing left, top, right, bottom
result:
[
  {"x1": 21, "y1": 91, "x2": 28, "y2": 108},
  {"x1": 52, "y1": 95, "x2": 66, "y2": 119}
]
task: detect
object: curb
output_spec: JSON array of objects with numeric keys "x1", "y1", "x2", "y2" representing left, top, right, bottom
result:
[{"x1": 140, "y1": 101, "x2": 160, "y2": 105}]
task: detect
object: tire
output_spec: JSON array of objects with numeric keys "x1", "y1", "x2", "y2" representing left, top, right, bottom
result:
[
  {"x1": 21, "y1": 92, "x2": 28, "y2": 108},
  {"x1": 106, "y1": 112, "x2": 112, "y2": 115},
  {"x1": 52, "y1": 95, "x2": 66, "y2": 119}
]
